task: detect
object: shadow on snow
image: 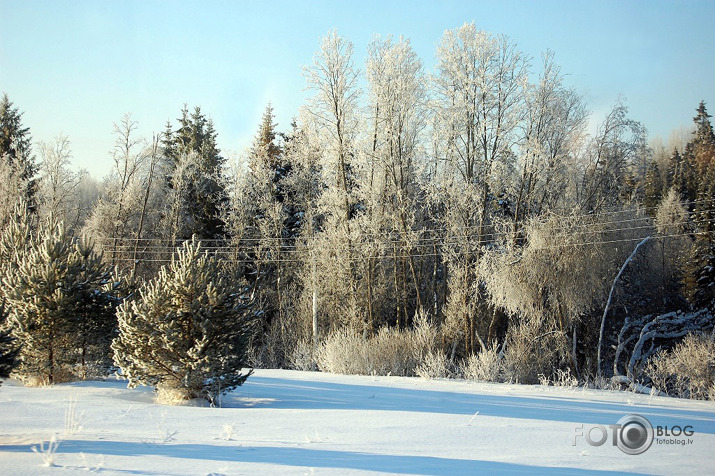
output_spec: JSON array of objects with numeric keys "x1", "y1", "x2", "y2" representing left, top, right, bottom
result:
[
  {"x1": 225, "y1": 375, "x2": 715, "y2": 434},
  {"x1": 0, "y1": 439, "x2": 640, "y2": 475}
]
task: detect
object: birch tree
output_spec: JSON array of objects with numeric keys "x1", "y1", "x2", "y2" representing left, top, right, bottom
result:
[
  {"x1": 514, "y1": 51, "x2": 588, "y2": 232},
  {"x1": 432, "y1": 23, "x2": 528, "y2": 354},
  {"x1": 37, "y1": 135, "x2": 88, "y2": 231},
  {"x1": 302, "y1": 30, "x2": 364, "y2": 330},
  {"x1": 363, "y1": 35, "x2": 428, "y2": 328},
  {"x1": 84, "y1": 114, "x2": 150, "y2": 268}
]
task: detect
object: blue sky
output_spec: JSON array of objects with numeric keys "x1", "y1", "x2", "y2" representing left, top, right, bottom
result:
[{"x1": 1, "y1": 0, "x2": 714, "y2": 179}]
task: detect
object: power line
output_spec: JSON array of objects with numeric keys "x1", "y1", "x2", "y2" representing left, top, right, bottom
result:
[
  {"x1": 103, "y1": 229, "x2": 715, "y2": 265},
  {"x1": 96, "y1": 213, "x2": 715, "y2": 253}
]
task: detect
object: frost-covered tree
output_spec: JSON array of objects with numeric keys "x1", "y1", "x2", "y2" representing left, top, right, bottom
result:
[
  {"x1": 364, "y1": 34, "x2": 428, "y2": 327},
  {"x1": 113, "y1": 238, "x2": 255, "y2": 403},
  {"x1": 84, "y1": 117, "x2": 166, "y2": 280},
  {"x1": 433, "y1": 22, "x2": 528, "y2": 246},
  {"x1": 301, "y1": 30, "x2": 365, "y2": 331},
  {"x1": 37, "y1": 135, "x2": 90, "y2": 231},
  {"x1": 580, "y1": 99, "x2": 648, "y2": 211},
  {"x1": 2, "y1": 218, "x2": 117, "y2": 384},
  {"x1": 515, "y1": 51, "x2": 587, "y2": 227},
  {"x1": 304, "y1": 29, "x2": 361, "y2": 226},
  {"x1": 431, "y1": 23, "x2": 528, "y2": 354},
  {"x1": 479, "y1": 212, "x2": 632, "y2": 379}
]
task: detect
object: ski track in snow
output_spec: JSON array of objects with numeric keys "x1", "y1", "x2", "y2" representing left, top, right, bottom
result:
[{"x1": 1, "y1": 369, "x2": 714, "y2": 475}]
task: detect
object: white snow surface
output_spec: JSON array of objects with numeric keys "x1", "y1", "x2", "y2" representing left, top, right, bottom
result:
[{"x1": 1, "y1": 369, "x2": 714, "y2": 475}]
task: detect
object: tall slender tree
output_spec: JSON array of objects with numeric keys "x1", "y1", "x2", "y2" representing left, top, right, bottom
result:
[{"x1": 0, "y1": 93, "x2": 37, "y2": 206}]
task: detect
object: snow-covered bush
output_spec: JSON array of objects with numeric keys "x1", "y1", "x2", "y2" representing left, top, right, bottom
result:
[
  {"x1": 501, "y1": 320, "x2": 565, "y2": 384},
  {"x1": 539, "y1": 368, "x2": 578, "y2": 388},
  {"x1": 315, "y1": 329, "x2": 368, "y2": 375},
  {"x1": 316, "y1": 315, "x2": 439, "y2": 376},
  {"x1": 461, "y1": 344, "x2": 502, "y2": 382},
  {"x1": 645, "y1": 332, "x2": 715, "y2": 400},
  {"x1": 112, "y1": 238, "x2": 255, "y2": 404},
  {"x1": 416, "y1": 351, "x2": 452, "y2": 379},
  {"x1": 289, "y1": 339, "x2": 316, "y2": 371}
]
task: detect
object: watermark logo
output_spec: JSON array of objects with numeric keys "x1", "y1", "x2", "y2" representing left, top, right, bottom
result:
[
  {"x1": 574, "y1": 414, "x2": 654, "y2": 455},
  {"x1": 574, "y1": 414, "x2": 695, "y2": 454},
  {"x1": 614, "y1": 414, "x2": 654, "y2": 455}
]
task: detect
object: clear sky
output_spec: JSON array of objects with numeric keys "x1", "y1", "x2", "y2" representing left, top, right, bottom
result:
[{"x1": 1, "y1": 0, "x2": 714, "y2": 179}]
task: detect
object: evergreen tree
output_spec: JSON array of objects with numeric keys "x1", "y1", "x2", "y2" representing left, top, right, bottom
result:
[
  {"x1": 162, "y1": 106, "x2": 226, "y2": 241},
  {"x1": 693, "y1": 101, "x2": 715, "y2": 145},
  {"x1": 250, "y1": 104, "x2": 283, "y2": 170},
  {"x1": 682, "y1": 102, "x2": 715, "y2": 308},
  {"x1": 671, "y1": 144, "x2": 697, "y2": 202},
  {"x1": 0, "y1": 325, "x2": 18, "y2": 385},
  {"x1": 112, "y1": 238, "x2": 255, "y2": 403},
  {"x1": 0, "y1": 93, "x2": 37, "y2": 205},
  {"x1": 692, "y1": 101, "x2": 715, "y2": 172},
  {"x1": 0, "y1": 201, "x2": 32, "y2": 384},
  {"x1": 643, "y1": 161, "x2": 664, "y2": 213},
  {"x1": 2, "y1": 218, "x2": 117, "y2": 384}
]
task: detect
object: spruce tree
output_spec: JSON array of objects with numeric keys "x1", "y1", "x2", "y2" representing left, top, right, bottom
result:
[
  {"x1": 112, "y1": 238, "x2": 255, "y2": 403},
  {"x1": 162, "y1": 106, "x2": 226, "y2": 241},
  {"x1": 643, "y1": 161, "x2": 664, "y2": 213},
  {"x1": 0, "y1": 93, "x2": 37, "y2": 206},
  {"x1": 250, "y1": 104, "x2": 283, "y2": 170},
  {"x1": 682, "y1": 102, "x2": 715, "y2": 308}
]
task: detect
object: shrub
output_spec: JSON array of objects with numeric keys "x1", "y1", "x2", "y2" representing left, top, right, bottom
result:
[
  {"x1": 289, "y1": 339, "x2": 317, "y2": 371},
  {"x1": 501, "y1": 320, "x2": 565, "y2": 384},
  {"x1": 645, "y1": 332, "x2": 715, "y2": 400},
  {"x1": 316, "y1": 314, "x2": 440, "y2": 377},
  {"x1": 461, "y1": 344, "x2": 502, "y2": 382},
  {"x1": 416, "y1": 351, "x2": 452, "y2": 379}
]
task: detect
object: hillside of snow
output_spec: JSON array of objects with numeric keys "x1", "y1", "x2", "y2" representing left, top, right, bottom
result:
[{"x1": 1, "y1": 369, "x2": 714, "y2": 475}]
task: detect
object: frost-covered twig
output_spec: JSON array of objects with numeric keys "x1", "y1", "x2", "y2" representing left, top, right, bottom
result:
[
  {"x1": 31, "y1": 435, "x2": 60, "y2": 467},
  {"x1": 64, "y1": 396, "x2": 83, "y2": 436}
]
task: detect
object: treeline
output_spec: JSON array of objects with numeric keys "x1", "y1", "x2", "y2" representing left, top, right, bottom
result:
[{"x1": 1, "y1": 24, "x2": 713, "y2": 401}]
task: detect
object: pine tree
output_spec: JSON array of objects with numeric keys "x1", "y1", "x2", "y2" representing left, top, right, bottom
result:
[
  {"x1": 112, "y1": 238, "x2": 255, "y2": 403},
  {"x1": 0, "y1": 93, "x2": 37, "y2": 205},
  {"x1": 2, "y1": 218, "x2": 117, "y2": 384},
  {"x1": 0, "y1": 201, "x2": 32, "y2": 385},
  {"x1": 0, "y1": 325, "x2": 18, "y2": 385}
]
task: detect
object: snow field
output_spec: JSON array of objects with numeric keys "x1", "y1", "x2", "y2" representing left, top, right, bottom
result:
[{"x1": 1, "y1": 369, "x2": 714, "y2": 475}]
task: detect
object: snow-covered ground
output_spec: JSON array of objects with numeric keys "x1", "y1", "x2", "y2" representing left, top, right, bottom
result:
[{"x1": 1, "y1": 369, "x2": 714, "y2": 475}]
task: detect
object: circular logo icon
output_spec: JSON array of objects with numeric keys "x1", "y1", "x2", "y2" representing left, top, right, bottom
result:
[{"x1": 616, "y1": 414, "x2": 654, "y2": 455}]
